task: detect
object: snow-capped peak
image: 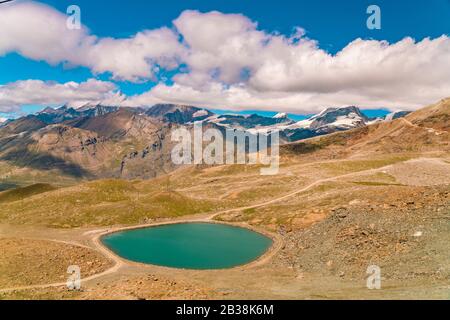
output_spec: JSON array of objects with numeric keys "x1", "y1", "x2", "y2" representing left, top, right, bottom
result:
[
  {"x1": 0, "y1": 117, "x2": 7, "y2": 123},
  {"x1": 38, "y1": 107, "x2": 57, "y2": 114},
  {"x1": 273, "y1": 112, "x2": 287, "y2": 119},
  {"x1": 284, "y1": 106, "x2": 368, "y2": 132},
  {"x1": 288, "y1": 118, "x2": 314, "y2": 129}
]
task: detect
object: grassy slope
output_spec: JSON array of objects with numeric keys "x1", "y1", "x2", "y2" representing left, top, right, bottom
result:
[
  {"x1": 0, "y1": 99, "x2": 448, "y2": 228},
  {"x1": 0, "y1": 179, "x2": 217, "y2": 227},
  {"x1": 0, "y1": 152, "x2": 434, "y2": 228},
  {"x1": 0, "y1": 183, "x2": 56, "y2": 203}
]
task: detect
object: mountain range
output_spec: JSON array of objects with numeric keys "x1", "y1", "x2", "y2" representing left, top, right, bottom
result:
[{"x1": 0, "y1": 103, "x2": 414, "y2": 181}]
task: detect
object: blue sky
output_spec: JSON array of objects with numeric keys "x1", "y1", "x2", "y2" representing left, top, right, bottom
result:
[
  {"x1": 37, "y1": 0, "x2": 450, "y2": 49},
  {"x1": 0, "y1": 0, "x2": 449, "y2": 119}
]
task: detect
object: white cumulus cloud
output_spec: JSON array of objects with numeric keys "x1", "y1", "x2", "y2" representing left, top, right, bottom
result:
[
  {"x1": 0, "y1": 1, "x2": 184, "y2": 82},
  {"x1": 0, "y1": 79, "x2": 123, "y2": 111},
  {"x1": 160, "y1": 10, "x2": 450, "y2": 112},
  {"x1": 0, "y1": 4, "x2": 449, "y2": 113}
]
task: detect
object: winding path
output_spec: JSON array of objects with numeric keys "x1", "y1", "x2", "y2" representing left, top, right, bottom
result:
[{"x1": 0, "y1": 162, "x2": 402, "y2": 294}]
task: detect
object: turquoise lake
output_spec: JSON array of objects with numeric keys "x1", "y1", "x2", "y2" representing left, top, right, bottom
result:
[{"x1": 101, "y1": 223, "x2": 273, "y2": 269}]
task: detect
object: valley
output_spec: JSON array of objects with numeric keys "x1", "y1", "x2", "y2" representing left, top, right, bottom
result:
[{"x1": 0, "y1": 98, "x2": 449, "y2": 300}]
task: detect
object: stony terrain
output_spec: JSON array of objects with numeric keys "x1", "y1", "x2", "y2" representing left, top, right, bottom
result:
[
  {"x1": 0, "y1": 238, "x2": 111, "y2": 288},
  {"x1": 1, "y1": 273, "x2": 217, "y2": 300},
  {"x1": 276, "y1": 184, "x2": 450, "y2": 281}
]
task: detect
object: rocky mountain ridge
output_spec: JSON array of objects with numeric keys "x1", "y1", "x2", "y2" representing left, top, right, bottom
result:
[{"x1": 0, "y1": 102, "x2": 419, "y2": 180}]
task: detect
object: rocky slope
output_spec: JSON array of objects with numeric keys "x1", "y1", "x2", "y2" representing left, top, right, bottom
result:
[
  {"x1": 145, "y1": 104, "x2": 213, "y2": 124},
  {"x1": 0, "y1": 101, "x2": 428, "y2": 182}
]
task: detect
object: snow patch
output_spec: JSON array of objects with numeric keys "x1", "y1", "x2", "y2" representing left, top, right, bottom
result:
[
  {"x1": 328, "y1": 113, "x2": 363, "y2": 128},
  {"x1": 287, "y1": 119, "x2": 313, "y2": 129},
  {"x1": 273, "y1": 112, "x2": 287, "y2": 119},
  {"x1": 193, "y1": 109, "x2": 209, "y2": 118}
]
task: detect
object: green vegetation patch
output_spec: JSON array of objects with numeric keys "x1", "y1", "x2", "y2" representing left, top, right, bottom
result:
[
  {"x1": 315, "y1": 156, "x2": 411, "y2": 175},
  {"x1": 351, "y1": 181, "x2": 404, "y2": 187},
  {"x1": 349, "y1": 172, "x2": 404, "y2": 186},
  {"x1": 0, "y1": 183, "x2": 57, "y2": 203},
  {"x1": 0, "y1": 180, "x2": 219, "y2": 228}
]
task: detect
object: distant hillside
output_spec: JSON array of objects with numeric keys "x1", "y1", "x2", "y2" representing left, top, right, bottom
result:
[
  {"x1": 281, "y1": 98, "x2": 450, "y2": 159},
  {"x1": 406, "y1": 98, "x2": 450, "y2": 132},
  {"x1": 0, "y1": 100, "x2": 441, "y2": 182}
]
